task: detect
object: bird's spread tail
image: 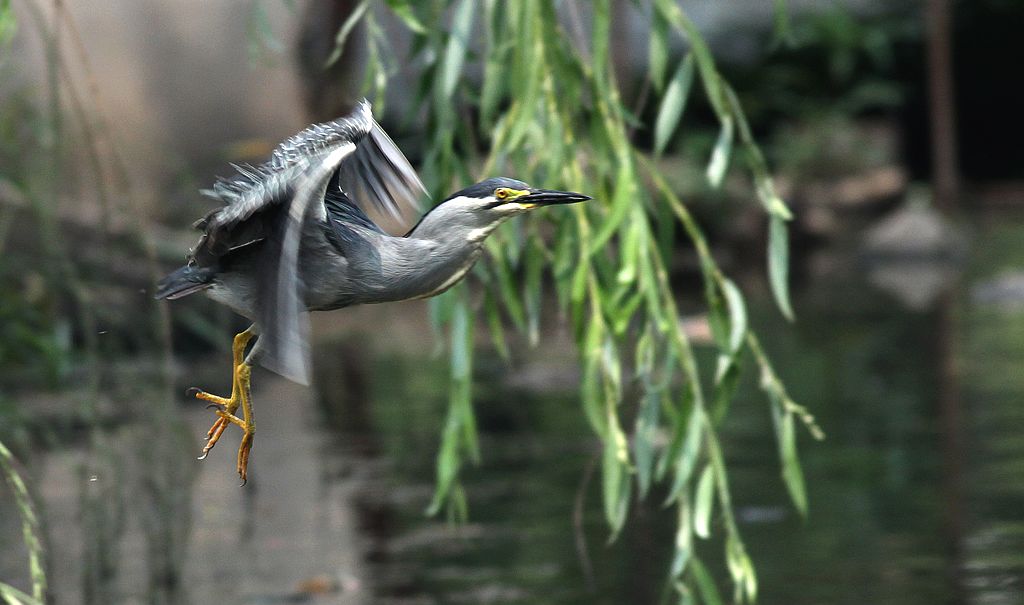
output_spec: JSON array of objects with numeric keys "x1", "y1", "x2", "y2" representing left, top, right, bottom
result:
[{"x1": 154, "y1": 264, "x2": 215, "y2": 300}]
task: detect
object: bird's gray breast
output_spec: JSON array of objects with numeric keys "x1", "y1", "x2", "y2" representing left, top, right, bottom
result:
[
  {"x1": 335, "y1": 231, "x2": 483, "y2": 305},
  {"x1": 407, "y1": 247, "x2": 482, "y2": 300},
  {"x1": 215, "y1": 224, "x2": 487, "y2": 315}
]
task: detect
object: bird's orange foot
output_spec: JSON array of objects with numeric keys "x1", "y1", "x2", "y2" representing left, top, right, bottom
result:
[
  {"x1": 188, "y1": 329, "x2": 257, "y2": 482},
  {"x1": 187, "y1": 389, "x2": 243, "y2": 455},
  {"x1": 188, "y1": 357, "x2": 255, "y2": 484}
]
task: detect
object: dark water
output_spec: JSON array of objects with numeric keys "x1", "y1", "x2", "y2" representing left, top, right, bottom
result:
[
  {"x1": 322, "y1": 231, "x2": 1024, "y2": 605},
  {"x1": 3, "y1": 226, "x2": 1024, "y2": 605}
]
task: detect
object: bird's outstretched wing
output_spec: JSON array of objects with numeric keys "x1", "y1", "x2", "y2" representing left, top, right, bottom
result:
[
  {"x1": 190, "y1": 100, "x2": 425, "y2": 384},
  {"x1": 194, "y1": 99, "x2": 424, "y2": 256}
]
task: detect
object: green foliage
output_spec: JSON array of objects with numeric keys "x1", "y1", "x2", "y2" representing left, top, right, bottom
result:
[
  {"x1": 0, "y1": 440, "x2": 47, "y2": 604},
  {"x1": 731, "y1": 5, "x2": 919, "y2": 122},
  {"x1": 1, "y1": 6, "x2": 52, "y2": 597},
  {"x1": 1, "y1": 5, "x2": 183, "y2": 602},
  {"x1": 0, "y1": 269, "x2": 65, "y2": 387},
  {"x1": 332, "y1": 0, "x2": 825, "y2": 600},
  {"x1": 0, "y1": 584, "x2": 44, "y2": 605},
  {"x1": 0, "y1": 0, "x2": 15, "y2": 47}
]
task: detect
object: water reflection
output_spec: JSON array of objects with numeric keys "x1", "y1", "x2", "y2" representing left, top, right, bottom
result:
[{"x1": 3, "y1": 229, "x2": 1024, "y2": 604}]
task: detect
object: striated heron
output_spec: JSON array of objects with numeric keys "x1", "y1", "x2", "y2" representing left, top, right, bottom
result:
[{"x1": 156, "y1": 100, "x2": 590, "y2": 483}]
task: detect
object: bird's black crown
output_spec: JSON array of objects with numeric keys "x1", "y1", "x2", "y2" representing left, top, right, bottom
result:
[{"x1": 443, "y1": 177, "x2": 529, "y2": 202}]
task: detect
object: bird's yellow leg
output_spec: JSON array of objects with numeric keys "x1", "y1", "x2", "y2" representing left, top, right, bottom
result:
[
  {"x1": 235, "y1": 363, "x2": 255, "y2": 483},
  {"x1": 189, "y1": 327, "x2": 257, "y2": 483}
]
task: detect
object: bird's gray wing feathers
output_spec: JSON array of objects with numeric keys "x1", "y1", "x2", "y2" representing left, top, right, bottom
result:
[
  {"x1": 329, "y1": 115, "x2": 426, "y2": 221},
  {"x1": 197, "y1": 99, "x2": 424, "y2": 252},
  {"x1": 258, "y1": 143, "x2": 355, "y2": 384},
  {"x1": 190, "y1": 100, "x2": 426, "y2": 385}
]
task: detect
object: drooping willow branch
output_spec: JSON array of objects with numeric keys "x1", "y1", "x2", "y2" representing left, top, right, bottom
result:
[{"x1": 333, "y1": 1, "x2": 820, "y2": 601}]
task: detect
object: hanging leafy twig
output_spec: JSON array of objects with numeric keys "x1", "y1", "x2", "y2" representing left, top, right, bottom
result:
[{"x1": 331, "y1": 1, "x2": 816, "y2": 600}]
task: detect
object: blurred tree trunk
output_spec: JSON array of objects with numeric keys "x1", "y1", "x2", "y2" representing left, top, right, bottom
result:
[
  {"x1": 925, "y1": 0, "x2": 959, "y2": 211},
  {"x1": 295, "y1": 0, "x2": 364, "y2": 121}
]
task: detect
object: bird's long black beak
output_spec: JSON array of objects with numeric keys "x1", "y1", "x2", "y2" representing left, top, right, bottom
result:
[{"x1": 520, "y1": 189, "x2": 591, "y2": 207}]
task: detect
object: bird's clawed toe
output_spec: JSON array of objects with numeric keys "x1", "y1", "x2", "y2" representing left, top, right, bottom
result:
[
  {"x1": 237, "y1": 431, "x2": 254, "y2": 486},
  {"x1": 187, "y1": 333, "x2": 257, "y2": 481}
]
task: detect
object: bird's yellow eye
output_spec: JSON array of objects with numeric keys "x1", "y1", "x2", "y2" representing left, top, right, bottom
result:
[{"x1": 495, "y1": 188, "x2": 509, "y2": 200}]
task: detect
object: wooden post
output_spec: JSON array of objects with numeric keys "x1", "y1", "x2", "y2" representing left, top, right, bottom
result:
[{"x1": 925, "y1": 0, "x2": 959, "y2": 211}]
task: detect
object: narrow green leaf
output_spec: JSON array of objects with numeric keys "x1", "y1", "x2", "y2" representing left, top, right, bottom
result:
[
  {"x1": 768, "y1": 215, "x2": 795, "y2": 320},
  {"x1": 689, "y1": 557, "x2": 724, "y2": 605},
  {"x1": 616, "y1": 217, "x2": 642, "y2": 285},
  {"x1": 666, "y1": 405, "x2": 703, "y2": 503},
  {"x1": 648, "y1": 7, "x2": 669, "y2": 91},
  {"x1": 654, "y1": 0, "x2": 728, "y2": 117},
  {"x1": 726, "y1": 535, "x2": 758, "y2": 602},
  {"x1": 634, "y1": 324, "x2": 656, "y2": 378},
  {"x1": 774, "y1": 403, "x2": 808, "y2": 516},
  {"x1": 426, "y1": 411, "x2": 461, "y2": 515},
  {"x1": 654, "y1": 54, "x2": 695, "y2": 155},
  {"x1": 634, "y1": 387, "x2": 661, "y2": 498},
  {"x1": 0, "y1": 439, "x2": 46, "y2": 601},
  {"x1": 505, "y1": 1, "x2": 543, "y2": 148},
  {"x1": 591, "y1": 0, "x2": 611, "y2": 85},
  {"x1": 657, "y1": 387, "x2": 690, "y2": 482},
  {"x1": 706, "y1": 116, "x2": 734, "y2": 188},
  {"x1": 581, "y1": 313, "x2": 607, "y2": 434},
  {"x1": 384, "y1": 0, "x2": 427, "y2": 33},
  {"x1": 325, "y1": 0, "x2": 369, "y2": 67},
  {"x1": 693, "y1": 464, "x2": 715, "y2": 538},
  {"x1": 589, "y1": 162, "x2": 635, "y2": 254},
  {"x1": 720, "y1": 278, "x2": 747, "y2": 353},
  {"x1": 600, "y1": 336, "x2": 625, "y2": 414},
  {"x1": 743, "y1": 550, "x2": 759, "y2": 602},
  {"x1": 450, "y1": 298, "x2": 479, "y2": 462},
  {"x1": 0, "y1": 583, "x2": 45, "y2": 605},
  {"x1": 523, "y1": 236, "x2": 544, "y2": 346},
  {"x1": 711, "y1": 355, "x2": 742, "y2": 424},
  {"x1": 638, "y1": 253, "x2": 669, "y2": 332},
  {"x1": 611, "y1": 290, "x2": 643, "y2": 336},
  {"x1": 479, "y1": 0, "x2": 504, "y2": 128},
  {"x1": 703, "y1": 273, "x2": 729, "y2": 352},
  {"x1": 439, "y1": 0, "x2": 475, "y2": 100},
  {"x1": 670, "y1": 496, "x2": 693, "y2": 577},
  {"x1": 720, "y1": 81, "x2": 794, "y2": 220},
  {"x1": 602, "y1": 418, "x2": 631, "y2": 536},
  {"x1": 450, "y1": 300, "x2": 471, "y2": 380}
]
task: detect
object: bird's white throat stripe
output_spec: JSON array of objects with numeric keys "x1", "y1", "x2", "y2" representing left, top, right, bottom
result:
[{"x1": 467, "y1": 225, "x2": 498, "y2": 243}]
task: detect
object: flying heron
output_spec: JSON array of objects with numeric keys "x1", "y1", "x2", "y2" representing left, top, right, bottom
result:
[{"x1": 156, "y1": 100, "x2": 590, "y2": 483}]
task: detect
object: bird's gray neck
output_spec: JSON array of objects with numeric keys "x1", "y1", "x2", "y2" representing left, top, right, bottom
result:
[{"x1": 348, "y1": 219, "x2": 500, "y2": 304}]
